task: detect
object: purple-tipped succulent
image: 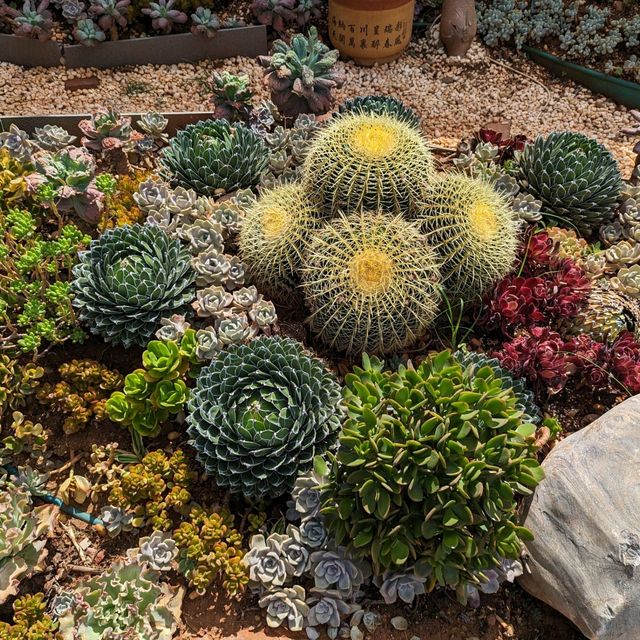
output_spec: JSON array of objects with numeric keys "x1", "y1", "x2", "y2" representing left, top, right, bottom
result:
[
  {"x1": 79, "y1": 108, "x2": 138, "y2": 152},
  {"x1": 294, "y1": 0, "x2": 321, "y2": 28},
  {"x1": 142, "y1": 0, "x2": 187, "y2": 34},
  {"x1": 60, "y1": 0, "x2": 86, "y2": 23},
  {"x1": 252, "y1": 0, "x2": 295, "y2": 34},
  {"x1": 72, "y1": 16, "x2": 106, "y2": 45},
  {"x1": 190, "y1": 6, "x2": 219, "y2": 38},
  {"x1": 6, "y1": 0, "x2": 53, "y2": 41},
  {"x1": 88, "y1": 0, "x2": 130, "y2": 39}
]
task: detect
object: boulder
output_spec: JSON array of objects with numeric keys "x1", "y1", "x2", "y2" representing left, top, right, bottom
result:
[{"x1": 518, "y1": 395, "x2": 640, "y2": 640}]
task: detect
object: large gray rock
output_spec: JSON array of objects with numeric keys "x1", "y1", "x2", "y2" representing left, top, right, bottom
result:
[{"x1": 519, "y1": 396, "x2": 640, "y2": 640}]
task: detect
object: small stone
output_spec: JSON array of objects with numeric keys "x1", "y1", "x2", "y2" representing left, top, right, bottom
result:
[
  {"x1": 410, "y1": 636, "x2": 421, "y2": 640},
  {"x1": 167, "y1": 431, "x2": 180, "y2": 441},
  {"x1": 391, "y1": 616, "x2": 408, "y2": 631}
]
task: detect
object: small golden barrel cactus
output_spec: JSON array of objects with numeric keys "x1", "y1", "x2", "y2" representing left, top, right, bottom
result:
[
  {"x1": 415, "y1": 174, "x2": 519, "y2": 302},
  {"x1": 563, "y1": 282, "x2": 640, "y2": 344},
  {"x1": 301, "y1": 211, "x2": 441, "y2": 354},
  {"x1": 238, "y1": 182, "x2": 321, "y2": 298},
  {"x1": 302, "y1": 113, "x2": 435, "y2": 216}
]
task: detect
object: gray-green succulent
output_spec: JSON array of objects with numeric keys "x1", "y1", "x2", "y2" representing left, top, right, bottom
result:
[
  {"x1": 159, "y1": 119, "x2": 268, "y2": 196},
  {"x1": 71, "y1": 224, "x2": 196, "y2": 348},
  {"x1": 512, "y1": 131, "x2": 622, "y2": 236},
  {"x1": 187, "y1": 336, "x2": 343, "y2": 498}
]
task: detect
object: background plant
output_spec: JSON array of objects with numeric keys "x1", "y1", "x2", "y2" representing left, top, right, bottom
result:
[{"x1": 0, "y1": 592, "x2": 61, "y2": 639}]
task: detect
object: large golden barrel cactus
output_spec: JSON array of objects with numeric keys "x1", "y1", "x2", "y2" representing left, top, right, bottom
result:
[
  {"x1": 302, "y1": 113, "x2": 435, "y2": 216},
  {"x1": 301, "y1": 211, "x2": 441, "y2": 354},
  {"x1": 238, "y1": 182, "x2": 321, "y2": 298},
  {"x1": 415, "y1": 174, "x2": 519, "y2": 303}
]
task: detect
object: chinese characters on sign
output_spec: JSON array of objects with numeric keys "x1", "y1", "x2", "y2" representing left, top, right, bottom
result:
[{"x1": 329, "y1": 16, "x2": 410, "y2": 52}]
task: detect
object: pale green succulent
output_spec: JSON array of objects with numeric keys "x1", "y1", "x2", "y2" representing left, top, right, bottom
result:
[
  {"x1": 71, "y1": 224, "x2": 196, "y2": 348},
  {"x1": 57, "y1": 562, "x2": 184, "y2": 640},
  {"x1": 127, "y1": 531, "x2": 178, "y2": 571},
  {"x1": 187, "y1": 336, "x2": 343, "y2": 498},
  {"x1": 32, "y1": 124, "x2": 77, "y2": 151},
  {"x1": 0, "y1": 476, "x2": 56, "y2": 604}
]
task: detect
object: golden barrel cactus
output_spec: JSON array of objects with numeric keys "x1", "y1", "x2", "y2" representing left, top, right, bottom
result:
[
  {"x1": 415, "y1": 174, "x2": 519, "y2": 303},
  {"x1": 238, "y1": 182, "x2": 321, "y2": 298},
  {"x1": 302, "y1": 113, "x2": 435, "y2": 216},
  {"x1": 301, "y1": 211, "x2": 441, "y2": 354}
]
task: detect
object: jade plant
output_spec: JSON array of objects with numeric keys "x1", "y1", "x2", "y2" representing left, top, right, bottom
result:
[
  {"x1": 259, "y1": 27, "x2": 344, "y2": 118},
  {"x1": 0, "y1": 475, "x2": 57, "y2": 604},
  {"x1": 187, "y1": 336, "x2": 343, "y2": 498},
  {"x1": 321, "y1": 352, "x2": 545, "y2": 601},
  {"x1": 106, "y1": 332, "x2": 198, "y2": 437},
  {"x1": 55, "y1": 562, "x2": 184, "y2": 640}
]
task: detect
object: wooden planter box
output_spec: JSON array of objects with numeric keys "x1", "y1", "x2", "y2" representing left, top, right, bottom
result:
[
  {"x1": 0, "y1": 111, "x2": 215, "y2": 137},
  {"x1": 0, "y1": 26, "x2": 267, "y2": 69},
  {"x1": 524, "y1": 46, "x2": 640, "y2": 109},
  {"x1": 0, "y1": 33, "x2": 61, "y2": 67}
]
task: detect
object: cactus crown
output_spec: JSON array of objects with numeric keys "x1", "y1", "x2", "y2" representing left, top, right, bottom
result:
[
  {"x1": 302, "y1": 211, "x2": 441, "y2": 354},
  {"x1": 303, "y1": 113, "x2": 434, "y2": 216}
]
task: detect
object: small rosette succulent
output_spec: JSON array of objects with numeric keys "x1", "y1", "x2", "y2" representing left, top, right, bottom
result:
[
  {"x1": 71, "y1": 224, "x2": 196, "y2": 348},
  {"x1": 187, "y1": 336, "x2": 343, "y2": 498},
  {"x1": 159, "y1": 119, "x2": 268, "y2": 196},
  {"x1": 57, "y1": 562, "x2": 184, "y2": 640},
  {"x1": 258, "y1": 26, "x2": 344, "y2": 119},
  {"x1": 513, "y1": 132, "x2": 622, "y2": 236}
]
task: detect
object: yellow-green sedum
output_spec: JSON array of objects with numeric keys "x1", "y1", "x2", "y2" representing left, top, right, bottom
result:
[
  {"x1": 302, "y1": 113, "x2": 435, "y2": 216},
  {"x1": 238, "y1": 182, "x2": 321, "y2": 298},
  {"x1": 415, "y1": 174, "x2": 519, "y2": 303},
  {"x1": 301, "y1": 211, "x2": 441, "y2": 354}
]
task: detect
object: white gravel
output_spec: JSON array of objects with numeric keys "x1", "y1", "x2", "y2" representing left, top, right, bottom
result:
[{"x1": 0, "y1": 25, "x2": 635, "y2": 176}]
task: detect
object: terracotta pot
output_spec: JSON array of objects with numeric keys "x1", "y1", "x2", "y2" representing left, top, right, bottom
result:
[
  {"x1": 328, "y1": 0, "x2": 415, "y2": 66},
  {"x1": 440, "y1": 0, "x2": 477, "y2": 57}
]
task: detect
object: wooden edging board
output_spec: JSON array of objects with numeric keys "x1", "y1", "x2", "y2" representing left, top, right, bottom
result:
[{"x1": 0, "y1": 26, "x2": 267, "y2": 69}]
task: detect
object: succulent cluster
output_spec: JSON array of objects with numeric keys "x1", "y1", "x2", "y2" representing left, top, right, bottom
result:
[
  {"x1": 210, "y1": 71, "x2": 254, "y2": 123},
  {"x1": 106, "y1": 449, "x2": 194, "y2": 530},
  {"x1": 0, "y1": 592, "x2": 61, "y2": 638},
  {"x1": 321, "y1": 352, "x2": 544, "y2": 598},
  {"x1": 512, "y1": 132, "x2": 622, "y2": 236},
  {"x1": 37, "y1": 359, "x2": 123, "y2": 434},
  {"x1": 159, "y1": 119, "x2": 268, "y2": 196},
  {"x1": 252, "y1": 0, "x2": 321, "y2": 34},
  {"x1": 0, "y1": 148, "x2": 31, "y2": 206},
  {"x1": 100, "y1": 168, "x2": 153, "y2": 228},
  {"x1": 173, "y1": 506, "x2": 248, "y2": 595},
  {"x1": 26, "y1": 146, "x2": 105, "y2": 223},
  {"x1": 0, "y1": 207, "x2": 89, "y2": 356},
  {"x1": 71, "y1": 223, "x2": 196, "y2": 348},
  {"x1": 135, "y1": 179, "x2": 278, "y2": 343},
  {"x1": 259, "y1": 27, "x2": 344, "y2": 119},
  {"x1": 0, "y1": 356, "x2": 43, "y2": 420},
  {"x1": 0, "y1": 411, "x2": 49, "y2": 468},
  {"x1": 55, "y1": 561, "x2": 183, "y2": 640},
  {"x1": 0, "y1": 475, "x2": 56, "y2": 604},
  {"x1": 106, "y1": 333, "x2": 196, "y2": 437},
  {"x1": 302, "y1": 212, "x2": 441, "y2": 354},
  {"x1": 477, "y1": 1, "x2": 640, "y2": 81},
  {"x1": 187, "y1": 336, "x2": 343, "y2": 498},
  {"x1": 303, "y1": 112, "x2": 434, "y2": 216}
]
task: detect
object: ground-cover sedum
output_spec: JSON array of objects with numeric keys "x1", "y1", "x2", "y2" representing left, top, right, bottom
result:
[
  {"x1": 302, "y1": 112, "x2": 434, "y2": 216},
  {"x1": 71, "y1": 223, "x2": 196, "y2": 348},
  {"x1": 159, "y1": 119, "x2": 268, "y2": 196},
  {"x1": 187, "y1": 336, "x2": 343, "y2": 498},
  {"x1": 321, "y1": 352, "x2": 544, "y2": 600},
  {"x1": 301, "y1": 212, "x2": 441, "y2": 354}
]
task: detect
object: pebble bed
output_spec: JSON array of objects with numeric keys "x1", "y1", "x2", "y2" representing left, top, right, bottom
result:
[{"x1": 0, "y1": 26, "x2": 635, "y2": 175}]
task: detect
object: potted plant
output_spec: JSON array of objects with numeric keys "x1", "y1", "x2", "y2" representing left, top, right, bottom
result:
[{"x1": 328, "y1": 0, "x2": 415, "y2": 65}]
